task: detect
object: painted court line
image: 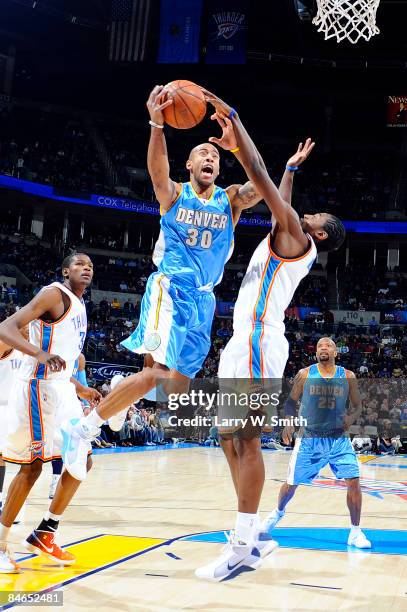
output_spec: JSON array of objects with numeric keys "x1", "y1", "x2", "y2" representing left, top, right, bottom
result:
[
  {"x1": 182, "y1": 528, "x2": 407, "y2": 555},
  {"x1": 0, "y1": 535, "x2": 166, "y2": 611},
  {"x1": 366, "y1": 463, "x2": 407, "y2": 469},
  {"x1": 291, "y1": 582, "x2": 342, "y2": 590},
  {"x1": 166, "y1": 552, "x2": 181, "y2": 560}
]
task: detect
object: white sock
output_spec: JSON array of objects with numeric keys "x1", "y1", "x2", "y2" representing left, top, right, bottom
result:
[
  {"x1": 276, "y1": 508, "x2": 285, "y2": 516},
  {"x1": 84, "y1": 409, "x2": 104, "y2": 429},
  {"x1": 44, "y1": 511, "x2": 62, "y2": 522},
  {"x1": 0, "y1": 525, "x2": 10, "y2": 546},
  {"x1": 350, "y1": 524, "x2": 361, "y2": 535},
  {"x1": 234, "y1": 512, "x2": 257, "y2": 546}
]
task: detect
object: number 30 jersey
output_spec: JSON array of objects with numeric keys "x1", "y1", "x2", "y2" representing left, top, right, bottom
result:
[
  {"x1": 19, "y1": 282, "x2": 87, "y2": 382},
  {"x1": 153, "y1": 182, "x2": 234, "y2": 291}
]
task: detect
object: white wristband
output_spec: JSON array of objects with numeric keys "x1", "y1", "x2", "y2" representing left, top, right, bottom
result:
[{"x1": 149, "y1": 120, "x2": 164, "y2": 129}]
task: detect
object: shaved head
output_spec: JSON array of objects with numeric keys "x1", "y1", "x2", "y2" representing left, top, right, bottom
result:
[
  {"x1": 188, "y1": 142, "x2": 220, "y2": 160},
  {"x1": 317, "y1": 337, "x2": 336, "y2": 349}
]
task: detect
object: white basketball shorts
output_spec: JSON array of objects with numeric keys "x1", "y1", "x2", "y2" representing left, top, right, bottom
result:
[
  {"x1": 218, "y1": 326, "x2": 289, "y2": 379},
  {"x1": 3, "y1": 379, "x2": 90, "y2": 464}
]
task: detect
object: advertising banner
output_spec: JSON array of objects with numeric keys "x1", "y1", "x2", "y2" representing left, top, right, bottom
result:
[
  {"x1": 206, "y1": 0, "x2": 247, "y2": 64},
  {"x1": 88, "y1": 361, "x2": 140, "y2": 382},
  {"x1": 387, "y1": 95, "x2": 407, "y2": 127}
]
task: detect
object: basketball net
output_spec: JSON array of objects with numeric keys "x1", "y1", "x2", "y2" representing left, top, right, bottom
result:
[{"x1": 313, "y1": 0, "x2": 381, "y2": 44}]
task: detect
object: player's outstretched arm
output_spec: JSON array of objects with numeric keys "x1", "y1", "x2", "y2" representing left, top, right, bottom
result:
[
  {"x1": 231, "y1": 115, "x2": 305, "y2": 234},
  {"x1": 279, "y1": 139, "x2": 315, "y2": 206},
  {"x1": 0, "y1": 287, "x2": 66, "y2": 371},
  {"x1": 146, "y1": 85, "x2": 181, "y2": 213},
  {"x1": 208, "y1": 113, "x2": 263, "y2": 224},
  {"x1": 202, "y1": 89, "x2": 303, "y2": 235}
]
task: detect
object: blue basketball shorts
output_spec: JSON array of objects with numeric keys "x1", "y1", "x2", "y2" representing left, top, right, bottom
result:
[
  {"x1": 121, "y1": 272, "x2": 215, "y2": 378},
  {"x1": 287, "y1": 435, "x2": 360, "y2": 485}
]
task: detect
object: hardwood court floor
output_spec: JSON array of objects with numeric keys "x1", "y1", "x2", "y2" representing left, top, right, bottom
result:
[{"x1": 1, "y1": 445, "x2": 406, "y2": 611}]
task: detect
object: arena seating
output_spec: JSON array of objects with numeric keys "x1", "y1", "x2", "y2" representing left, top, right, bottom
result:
[{"x1": 0, "y1": 103, "x2": 401, "y2": 220}]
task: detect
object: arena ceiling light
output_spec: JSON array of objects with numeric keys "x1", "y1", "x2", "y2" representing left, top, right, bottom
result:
[{"x1": 293, "y1": 0, "x2": 316, "y2": 21}]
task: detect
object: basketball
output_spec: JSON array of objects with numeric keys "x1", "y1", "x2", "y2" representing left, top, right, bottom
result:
[{"x1": 163, "y1": 80, "x2": 207, "y2": 129}]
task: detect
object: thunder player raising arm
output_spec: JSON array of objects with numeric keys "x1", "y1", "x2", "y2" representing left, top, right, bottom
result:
[
  {"x1": 60, "y1": 84, "x2": 264, "y2": 480},
  {"x1": 0, "y1": 253, "x2": 100, "y2": 574},
  {"x1": 196, "y1": 92, "x2": 346, "y2": 581},
  {"x1": 264, "y1": 337, "x2": 371, "y2": 549}
]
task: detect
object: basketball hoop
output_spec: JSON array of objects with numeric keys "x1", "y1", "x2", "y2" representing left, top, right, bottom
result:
[{"x1": 313, "y1": 0, "x2": 381, "y2": 44}]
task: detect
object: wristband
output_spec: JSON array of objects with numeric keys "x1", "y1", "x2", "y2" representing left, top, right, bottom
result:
[
  {"x1": 286, "y1": 165, "x2": 299, "y2": 172},
  {"x1": 230, "y1": 147, "x2": 240, "y2": 154},
  {"x1": 228, "y1": 108, "x2": 237, "y2": 119},
  {"x1": 149, "y1": 120, "x2": 164, "y2": 129},
  {"x1": 284, "y1": 396, "x2": 297, "y2": 417}
]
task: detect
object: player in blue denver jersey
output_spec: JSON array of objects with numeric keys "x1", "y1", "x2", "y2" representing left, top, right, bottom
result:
[
  {"x1": 61, "y1": 85, "x2": 265, "y2": 479},
  {"x1": 263, "y1": 338, "x2": 371, "y2": 549},
  {"x1": 120, "y1": 85, "x2": 264, "y2": 378}
]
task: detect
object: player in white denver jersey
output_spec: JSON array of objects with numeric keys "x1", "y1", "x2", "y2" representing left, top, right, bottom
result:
[
  {"x1": 196, "y1": 91, "x2": 346, "y2": 581},
  {"x1": 0, "y1": 253, "x2": 100, "y2": 573}
]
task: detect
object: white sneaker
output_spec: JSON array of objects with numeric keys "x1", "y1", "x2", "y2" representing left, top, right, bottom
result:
[
  {"x1": 253, "y1": 533, "x2": 279, "y2": 558},
  {"x1": 261, "y1": 508, "x2": 285, "y2": 534},
  {"x1": 61, "y1": 418, "x2": 99, "y2": 482},
  {"x1": 347, "y1": 530, "x2": 371, "y2": 549},
  {"x1": 49, "y1": 475, "x2": 60, "y2": 499},
  {"x1": 195, "y1": 531, "x2": 262, "y2": 582},
  {"x1": 0, "y1": 547, "x2": 20, "y2": 573},
  {"x1": 108, "y1": 375, "x2": 130, "y2": 432}
]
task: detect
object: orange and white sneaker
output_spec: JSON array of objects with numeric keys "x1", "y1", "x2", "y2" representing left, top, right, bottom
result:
[
  {"x1": 0, "y1": 547, "x2": 20, "y2": 573},
  {"x1": 23, "y1": 530, "x2": 76, "y2": 566}
]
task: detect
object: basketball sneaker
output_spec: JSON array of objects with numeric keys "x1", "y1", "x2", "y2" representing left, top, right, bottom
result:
[
  {"x1": 61, "y1": 418, "x2": 99, "y2": 481},
  {"x1": 347, "y1": 529, "x2": 371, "y2": 549},
  {"x1": 49, "y1": 475, "x2": 60, "y2": 500},
  {"x1": 0, "y1": 547, "x2": 20, "y2": 573},
  {"x1": 253, "y1": 531, "x2": 279, "y2": 558},
  {"x1": 23, "y1": 530, "x2": 76, "y2": 565},
  {"x1": 195, "y1": 531, "x2": 262, "y2": 582},
  {"x1": 108, "y1": 375, "x2": 129, "y2": 432},
  {"x1": 261, "y1": 508, "x2": 285, "y2": 534}
]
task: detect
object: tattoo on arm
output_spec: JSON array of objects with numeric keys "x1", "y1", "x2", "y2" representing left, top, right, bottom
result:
[{"x1": 234, "y1": 182, "x2": 261, "y2": 210}]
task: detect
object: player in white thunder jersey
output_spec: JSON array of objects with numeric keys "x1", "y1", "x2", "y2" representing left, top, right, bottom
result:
[
  {"x1": 196, "y1": 92, "x2": 346, "y2": 582},
  {"x1": 0, "y1": 340, "x2": 24, "y2": 520},
  {"x1": 0, "y1": 253, "x2": 100, "y2": 574}
]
